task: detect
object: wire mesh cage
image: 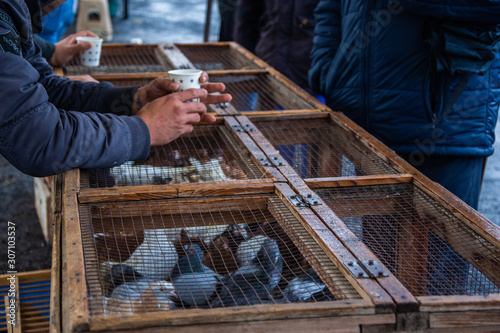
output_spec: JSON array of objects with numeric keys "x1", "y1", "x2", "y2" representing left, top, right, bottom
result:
[
  {"x1": 77, "y1": 193, "x2": 361, "y2": 318},
  {"x1": 0, "y1": 270, "x2": 51, "y2": 333},
  {"x1": 208, "y1": 72, "x2": 320, "y2": 113},
  {"x1": 174, "y1": 43, "x2": 261, "y2": 71},
  {"x1": 311, "y1": 182, "x2": 500, "y2": 297},
  {"x1": 81, "y1": 122, "x2": 263, "y2": 188},
  {"x1": 248, "y1": 115, "x2": 398, "y2": 179},
  {"x1": 63, "y1": 44, "x2": 173, "y2": 75}
]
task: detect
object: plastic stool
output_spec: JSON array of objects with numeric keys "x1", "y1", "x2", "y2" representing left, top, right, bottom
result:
[{"x1": 76, "y1": 0, "x2": 113, "y2": 41}]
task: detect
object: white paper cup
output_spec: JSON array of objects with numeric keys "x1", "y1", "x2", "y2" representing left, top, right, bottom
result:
[
  {"x1": 76, "y1": 36, "x2": 103, "y2": 67},
  {"x1": 168, "y1": 69, "x2": 203, "y2": 102}
]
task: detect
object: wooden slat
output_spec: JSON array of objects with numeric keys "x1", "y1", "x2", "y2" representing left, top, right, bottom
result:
[
  {"x1": 229, "y1": 41, "x2": 271, "y2": 69},
  {"x1": 78, "y1": 179, "x2": 275, "y2": 203},
  {"x1": 224, "y1": 116, "x2": 286, "y2": 182},
  {"x1": 418, "y1": 294, "x2": 500, "y2": 312},
  {"x1": 89, "y1": 300, "x2": 379, "y2": 332},
  {"x1": 429, "y1": 309, "x2": 500, "y2": 329},
  {"x1": 61, "y1": 169, "x2": 90, "y2": 332},
  {"x1": 306, "y1": 175, "x2": 414, "y2": 189},
  {"x1": 234, "y1": 116, "x2": 300, "y2": 182},
  {"x1": 92, "y1": 313, "x2": 395, "y2": 333},
  {"x1": 239, "y1": 109, "x2": 323, "y2": 116},
  {"x1": 159, "y1": 44, "x2": 195, "y2": 69},
  {"x1": 50, "y1": 174, "x2": 63, "y2": 333},
  {"x1": 88, "y1": 195, "x2": 269, "y2": 221}
]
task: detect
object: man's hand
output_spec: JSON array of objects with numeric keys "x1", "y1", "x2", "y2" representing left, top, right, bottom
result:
[
  {"x1": 50, "y1": 31, "x2": 99, "y2": 67},
  {"x1": 137, "y1": 88, "x2": 229, "y2": 146},
  {"x1": 131, "y1": 71, "x2": 231, "y2": 114}
]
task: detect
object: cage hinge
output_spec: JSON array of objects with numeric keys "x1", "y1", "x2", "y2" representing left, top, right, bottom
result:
[
  {"x1": 232, "y1": 124, "x2": 254, "y2": 132},
  {"x1": 288, "y1": 193, "x2": 322, "y2": 207},
  {"x1": 344, "y1": 260, "x2": 389, "y2": 279},
  {"x1": 259, "y1": 156, "x2": 285, "y2": 167}
]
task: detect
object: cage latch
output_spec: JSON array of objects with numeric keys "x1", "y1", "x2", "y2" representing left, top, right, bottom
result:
[
  {"x1": 288, "y1": 193, "x2": 322, "y2": 207},
  {"x1": 259, "y1": 156, "x2": 285, "y2": 167},
  {"x1": 344, "y1": 260, "x2": 389, "y2": 278},
  {"x1": 232, "y1": 124, "x2": 254, "y2": 132}
]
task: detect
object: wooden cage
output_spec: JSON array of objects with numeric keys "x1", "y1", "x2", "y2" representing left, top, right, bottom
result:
[{"x1": 49, "y1": 42, "x2": 500, "y2": 332}]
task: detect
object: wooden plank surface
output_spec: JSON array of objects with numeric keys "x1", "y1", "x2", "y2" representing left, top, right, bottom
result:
[
  {"x1": 159, "y1": 44, "x2": 194, "y2": 69},
  {"x1": 89, "y1": 300, "x2": 381, "y2": 332},
  {"x1": 91, "y1": 313, "x2": 395, "y2": 333},
  {"x1": 61, "y1": 169, "x2": 90, "y2": 333},
  {"x1": 429, "y1": 309, "x2": 500, "y2": 329},
  {"x1": 78, "y1": 179, "x2": 275, "y2": 203},
  {"x1": 306, "y1": 175, "x2": 414, "y2": 189},
  {"x1": 418, "y1": 294, "x2": 500, "y2": 312}
]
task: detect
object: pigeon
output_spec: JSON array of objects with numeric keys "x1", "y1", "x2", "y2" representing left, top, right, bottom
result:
[
  {"x1": 105, "y1": 280, "x2": 176, "y2": 316},
  {"x1": 236, "y1": 235, "x2": 269, "y2": 268},
  {"x1": 203, "y1": 236, "x2": 238, "y2": 275},
  {"x1": 280, "y1": 268, "x2": 327, "y2": 303},
  {"x1": 123, "y1": 229, "x2": 179, "y2": 281},
  {"x1": 170, "y1": 244, "x2": 221, "y2": 307},
  {"x1": 210, "y1": 238, "x2": 282, "y2": 307},
  {"x1": 109, "y1": 264, "x2": 150, "y2": 300}
]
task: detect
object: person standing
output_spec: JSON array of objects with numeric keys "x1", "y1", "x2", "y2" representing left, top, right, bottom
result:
[
  {"x1": 234, "y1": 0, "x2": 320, "y2": 94},
  {"x1": 309, "y1": 0, "x2": 500, "y2": 295}
]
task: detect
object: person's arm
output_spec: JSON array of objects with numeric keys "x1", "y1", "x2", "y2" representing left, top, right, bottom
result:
[
  {"x1": 399, "y1": 0, "x2": 500, "y2": 23},
  {"x1": 233, "y1": 0, "x2": 265, "y2": 52},
  {"x1": 33, "y1": 34, "x2": 55, "y2": 62},
  {"x1": 0, "y1": 50, "x2": 151, "y2": 177},
  {"x1": 308, "y1": 0, "x2": 342, "y2": 96}
]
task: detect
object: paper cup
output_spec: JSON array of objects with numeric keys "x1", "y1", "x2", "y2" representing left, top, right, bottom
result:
[
  {"x1": 168, "y1": 69, "x2": 203, "y2": 102},
  {"x1": 76, "y1": 36, "x2": 103, "y2": 67}
]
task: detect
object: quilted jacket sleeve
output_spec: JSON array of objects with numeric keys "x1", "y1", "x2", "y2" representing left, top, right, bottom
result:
[{"x1": 399, "y1": 0, "x2": 500, "y2": 24}]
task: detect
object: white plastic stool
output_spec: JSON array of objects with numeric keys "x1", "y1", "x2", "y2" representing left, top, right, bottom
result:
[{"x1": 76, "y1": 0, "x2": 113, "y2": 41}]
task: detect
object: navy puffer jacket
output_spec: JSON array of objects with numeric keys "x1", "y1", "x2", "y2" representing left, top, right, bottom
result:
[
  {"x1": 0, "y1": 0, "x2": 150, "y2": 177},
  {"x1": 309, "y1": 0, "x2": 500, "y2": 158}
]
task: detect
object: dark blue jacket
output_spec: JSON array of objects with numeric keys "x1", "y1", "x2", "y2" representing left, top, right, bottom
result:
[
  {"x1": 309, "y1": 0, "x2": 500, "y2": 158},
  {"x1": 234, "y1": 0, "x2": 319, "y2": 93},
  {"x1": 0, "y1": 0, "x2": 150, "y2": 177}
]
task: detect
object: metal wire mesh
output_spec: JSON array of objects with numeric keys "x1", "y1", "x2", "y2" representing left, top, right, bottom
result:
[
  {"x1": 314, "y1": 183, "x2": 500, "y2": 297},
  {"x1": 78, "y1": 194, "x2": 360, "y2": 317},
  {"x1": 175, "y1": 44, "x2": 260, "y2": 71},
  {"x1": 209, "y1": 73, "x2": 318, "y2": 112},
  {"x1": 64, "y1": 45, "x2": 172, "y2": 75},
  {"x1": 82, "y1": 124, "x2": 262, "y2": 188},
  {"x1": 252, "y1": 117, "x2": 397, "y2": 178}
]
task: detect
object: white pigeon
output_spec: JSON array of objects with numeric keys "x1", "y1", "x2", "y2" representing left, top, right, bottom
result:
[{"x1": 123, "y1": 229, "x2": 179, "y2": 281}]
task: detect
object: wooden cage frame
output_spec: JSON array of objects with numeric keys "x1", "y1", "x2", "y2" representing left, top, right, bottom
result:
[{"x1": 48, "y1": 42, "x2": 500, "y2": 333}]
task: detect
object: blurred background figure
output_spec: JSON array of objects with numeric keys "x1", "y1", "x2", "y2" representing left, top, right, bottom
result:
[
  {"x1": 218, "y1": 0, "x2": 236, "y2": 41},
  {"x1": 233, "y1": 0, "x2": 320, "y2": 96}
]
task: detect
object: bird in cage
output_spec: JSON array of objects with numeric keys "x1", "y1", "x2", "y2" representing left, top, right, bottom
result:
[
  {"x1": 123, "y1": 229, "x2": 179, "y2": 281},
  {"x1": 170, "y1": 244, "x2": 221, "y2": 307},
  {"x1": 105, "y1": 280, "x2": 176, "y2": 316},
  {"x1": 210, "y1": 238, "x2": 282, "y2": 307},
  {"x1": 236, "y1": 234, "x2": 270, "y2": 268},
  {"x1": 203, "y1": 236, "x2": 238, "y2": 275},
  {"x1": 279, "y1": 267, "x2": 327, "y2": 303},
  {"x1": 219, "y1": 224, "x2": 249, "y2": 254}
]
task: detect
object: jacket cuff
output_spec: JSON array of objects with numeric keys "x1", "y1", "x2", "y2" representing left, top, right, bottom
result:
[
  {"x1": 98, "y1": 85, "x2": 140, "y2": 116},
  {"x1": 122, "y1": 115, "x2": 151, "y2": 161}
]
